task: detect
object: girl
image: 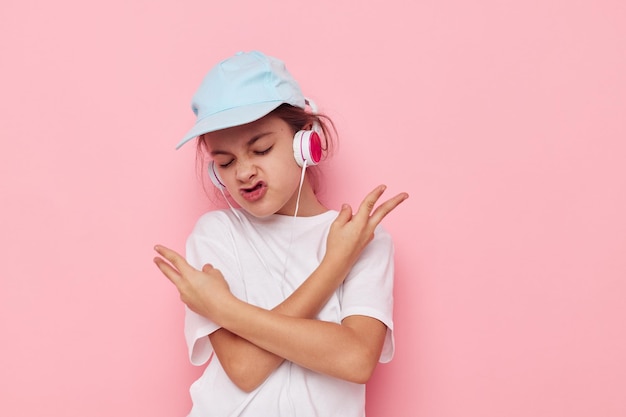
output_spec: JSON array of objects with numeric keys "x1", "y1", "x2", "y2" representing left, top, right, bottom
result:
[{"x1": 154, "y1": 51, "x2": 408, "y2": 417}]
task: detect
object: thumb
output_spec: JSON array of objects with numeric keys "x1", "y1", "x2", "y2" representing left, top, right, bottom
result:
[
  {"x1": 334, "y1": 204, "x2": 353, "y2": 225},
  {"x1": 202, "y1": 263, "x2": 214, "y2": 273}
]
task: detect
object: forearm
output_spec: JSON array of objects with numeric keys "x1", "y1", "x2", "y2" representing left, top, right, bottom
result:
[
  {"x1": 210, "y1": 255, "x2": 353, "y2": 391},
  {"x1": 209, "y1": 328, "x2": 281, "y2": 392},
  {"x1": 273, "y1": 254, "x2": 352, "y2": 316},
  {"x1": 217, "y1": 296, "x2": 386, "y2": 384}
]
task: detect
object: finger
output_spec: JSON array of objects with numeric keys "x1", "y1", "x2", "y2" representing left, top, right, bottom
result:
[
  {"x1": 354, "y1": 185, "x2": 387, "y2": 220},
  {"x1": 333, "y1": 204, "x2": 353, "y2": 226},
  {"x1": 201, "y1": 263, "x2": 214, "y2": 273},
  {"x1": 154, "y1": 245, "x2": 193, "y2": 274},
  {"x1": 368, "y1": 192, "x2": 409, "y2": 226},
  {"x1": 153, "y1": 256, "x2": 183, "y2": 285}
]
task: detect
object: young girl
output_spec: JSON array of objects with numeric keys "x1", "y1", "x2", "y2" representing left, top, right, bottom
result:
[{"x1": 154, "y1": 51, "x2": 408, "y2": 417}]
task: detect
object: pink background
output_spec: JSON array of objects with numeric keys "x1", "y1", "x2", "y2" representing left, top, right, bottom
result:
[{"x1": 1, "y1": 1, "x2": 625, "y2": 416}]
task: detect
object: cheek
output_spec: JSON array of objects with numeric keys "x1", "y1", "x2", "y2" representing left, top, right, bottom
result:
[
  {"x1": 272, "y1": 154, "x2": 302, "y2": 182},
  {"x1": 267, "y1": 143, "x2": 299, "y2": 175}
]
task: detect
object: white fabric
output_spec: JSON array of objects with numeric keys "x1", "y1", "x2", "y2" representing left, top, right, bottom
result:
[{"x1": 183, "y1": 208, "x2": 395, "y2": 417}]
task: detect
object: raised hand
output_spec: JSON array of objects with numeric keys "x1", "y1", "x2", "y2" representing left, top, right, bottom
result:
[
  {"x1": 153, "y1": 245, "x2": 233, "y2": 320},
  {"x1": 325, "y1": 185, "x2": 408, "y2": 268}
]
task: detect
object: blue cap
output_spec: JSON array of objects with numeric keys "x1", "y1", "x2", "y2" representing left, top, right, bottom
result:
[{"x1": 176, "y1": 51, "x2": 306, "y2": 149}]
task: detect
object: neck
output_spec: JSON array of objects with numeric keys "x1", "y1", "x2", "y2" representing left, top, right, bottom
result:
[{"x1": 278, "y1": 177, "x2": 327, "y2": 217}]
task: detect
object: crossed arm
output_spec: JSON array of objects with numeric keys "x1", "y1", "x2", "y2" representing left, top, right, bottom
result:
[{"x1": 154, "y1": 185, "x2": 408, "y2": 392}]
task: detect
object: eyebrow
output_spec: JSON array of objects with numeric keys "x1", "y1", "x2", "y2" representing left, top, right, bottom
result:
[{"x1": 209, "y1": 132, "x2": 272, "y2": 156}]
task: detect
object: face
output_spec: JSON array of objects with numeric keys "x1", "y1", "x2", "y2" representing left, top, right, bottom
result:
[{"x1": 203, "y1": 114, "x2": 309, "y2": 218}]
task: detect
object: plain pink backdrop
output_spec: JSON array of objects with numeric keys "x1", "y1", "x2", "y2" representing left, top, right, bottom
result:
[{"x1": 1, "y1": 0, "x2": 625, "y2": 416}]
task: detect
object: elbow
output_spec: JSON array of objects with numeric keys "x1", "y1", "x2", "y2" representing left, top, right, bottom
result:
[
  {"x1": 234, "y1": 379, "x2": 262, "y2": 394},
  {"x1": 349, "y1": 362, "x2": 377, "y2": 385},
  {"x1": 223, "y1": 361, "x2": 265, "y2": 393},
  {"x1": 342, "y1": 348, "x2": 380, "y2": 385}
]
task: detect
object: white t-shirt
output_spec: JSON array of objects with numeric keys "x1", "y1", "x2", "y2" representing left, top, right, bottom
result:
[{"x1": 183, "y1": 208, "x2": 395, "y2": 417}]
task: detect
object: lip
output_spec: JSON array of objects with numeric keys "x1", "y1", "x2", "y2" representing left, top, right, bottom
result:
[{"x1": 239, "y1": 181, "x2": 267, "y2": 202}]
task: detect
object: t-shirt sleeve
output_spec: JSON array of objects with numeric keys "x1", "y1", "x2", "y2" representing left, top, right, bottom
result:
[
  {"x1": 183, "y1": 212, "x2": 244, "y2": 366},
  {"x1": 340, "y1": 225, "x2": 396, "y2": 363}
]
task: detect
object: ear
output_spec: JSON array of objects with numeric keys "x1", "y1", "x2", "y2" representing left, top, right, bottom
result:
[{"x1": 302, "y1": 122, "x2": 314, "y2": 131}]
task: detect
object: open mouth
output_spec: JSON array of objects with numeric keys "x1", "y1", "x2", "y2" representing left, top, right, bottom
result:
[
  {"x1": 243, "y1": 183, "x2": 264, "y2": 193},
  {"x1": 240, "y1": 181, "x2": 267, "y2": 202}
]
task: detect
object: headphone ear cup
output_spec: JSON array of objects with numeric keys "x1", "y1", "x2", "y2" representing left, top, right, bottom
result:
[
  {"x1": 293, "y1": 130, "x2": 322, "y2": 167},
  {"x1": 208, "y1": 161, "x2": 226, "y2": 190}
]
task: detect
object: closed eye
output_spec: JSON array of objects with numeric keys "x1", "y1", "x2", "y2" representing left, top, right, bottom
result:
[
  {"x1": 219, "y1": 159, "x2": 234, "y2": 168},
  {"x1": 255, "y1": 146, "x2": 273, "y2": 156}
]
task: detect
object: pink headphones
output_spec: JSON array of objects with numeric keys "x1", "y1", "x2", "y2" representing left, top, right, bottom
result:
[{"x1": 208, "y1": 100, "x2": 323, "y2": 190}]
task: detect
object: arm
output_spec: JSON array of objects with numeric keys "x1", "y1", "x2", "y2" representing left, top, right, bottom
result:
[
  {"x1": 208, "y1": 251, "x2": 355, "y2": 392},
  {"x1": 216, "y1": 297, "x2": 389, "y2": 384},
  {"x1": 163, "y1": 257, "x2": 388, "y2": 385},
  {"x1": 155, "y1": 185, "x2": 408, "y2": 390}
]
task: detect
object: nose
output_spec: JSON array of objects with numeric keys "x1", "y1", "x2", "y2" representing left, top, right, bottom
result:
[{"x1": 235, "y1": 158, "x2": 257, "y2": 183}]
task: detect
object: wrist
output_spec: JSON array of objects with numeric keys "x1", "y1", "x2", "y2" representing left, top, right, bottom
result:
[
  {"x1": 211, "y1": 293, "x2": 244, "y2": 328},
  {"x1": 319, "y1": 254, "x2": 352, "y2": 282},
  {"x1": 194, "y1": 291, "x2": 237, "y2": 326}
]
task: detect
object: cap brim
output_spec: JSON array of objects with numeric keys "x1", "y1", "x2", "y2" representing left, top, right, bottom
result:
[{"x1": 175, "y1": 101, "x2": 285, "y2": 149}]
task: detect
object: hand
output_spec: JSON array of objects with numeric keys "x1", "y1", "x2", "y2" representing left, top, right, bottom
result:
[
  {"x1": 325, "y1": 185, "x2": 408, "y2": 268},
  {"x1": 153, "y1": 245, "x2": 233, "y2": 320}
]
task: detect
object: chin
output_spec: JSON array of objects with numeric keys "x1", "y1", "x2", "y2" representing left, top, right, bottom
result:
[
  {"x1": 246, "y1": 210, "x2": 276, "y2": 219},
  {"x1": 238, "y1": 202, "x2": 280, "y2": 219},
  {"x1": 234, "y1": 191, "x2": 297, "y2": 218}
]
